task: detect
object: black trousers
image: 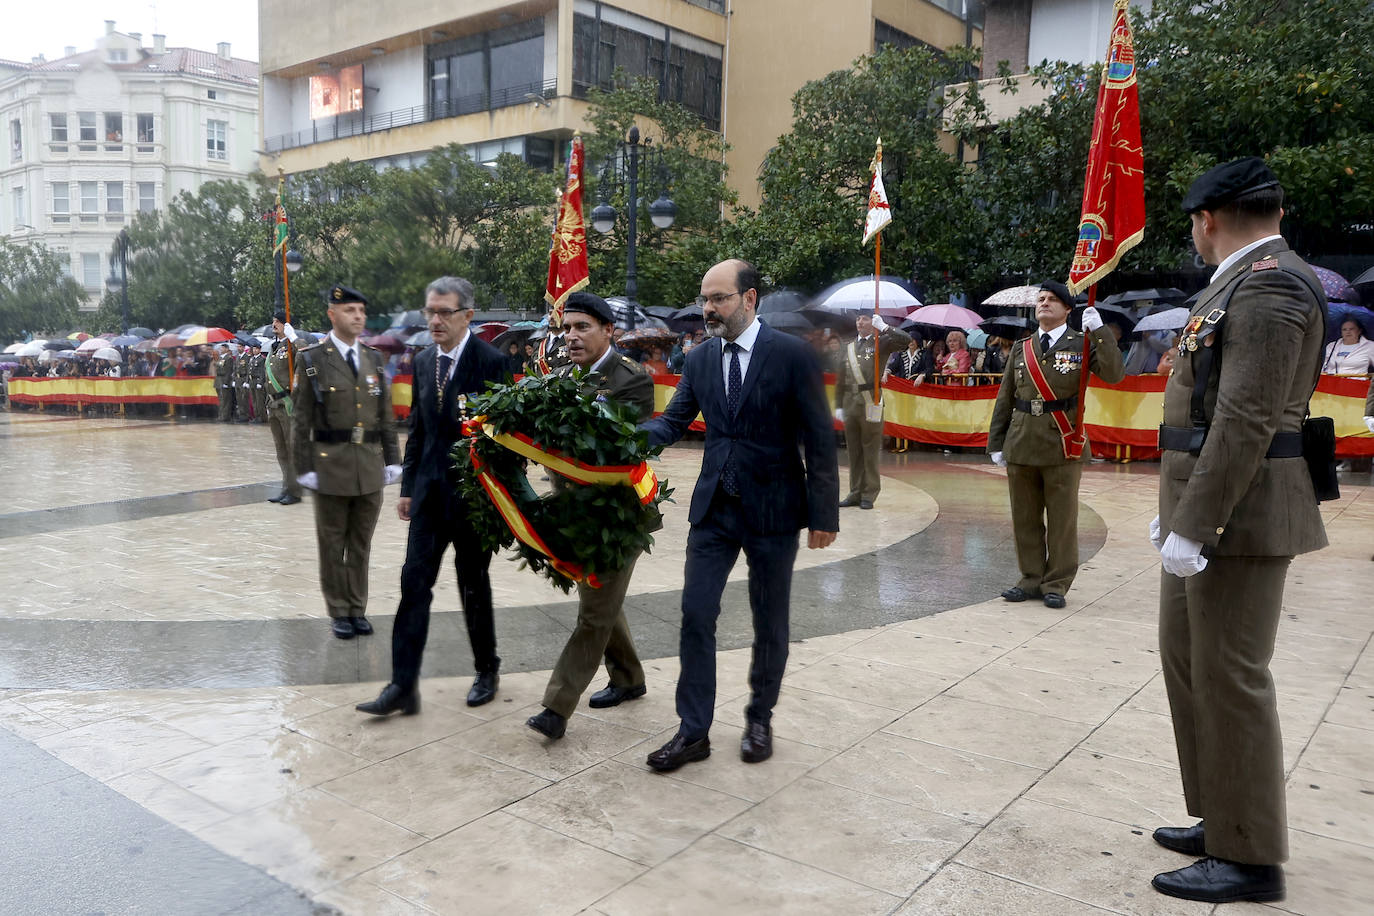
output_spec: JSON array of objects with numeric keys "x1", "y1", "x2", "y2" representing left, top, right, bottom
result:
[
  {"x1": 391, "y1": 496, "x2": 497, "y2": 688},
  {"x1": 677, "y1": 490, "x2": 800, "y2": 740}
]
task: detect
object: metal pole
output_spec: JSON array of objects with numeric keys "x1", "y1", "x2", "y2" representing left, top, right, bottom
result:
[
  {"x1": 625, "y1": 125, "x2": 639, "y2": 329},
  {"x1": 119, "y1": 229, "x2": 130, "y2": 333}
]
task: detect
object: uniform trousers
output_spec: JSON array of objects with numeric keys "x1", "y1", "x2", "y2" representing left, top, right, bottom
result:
[
  {"x1": 677, "y1": 491, "x2": 799, "y2": 740},
  {"x1": 842, "y1": 391, "x2": 883, "y2": 502},
  {"x1": 267, "y1": 405, "x2": 301, "y2": 498},
  {"x1": 217, "y1": 386, "x2": 235, "y2": 422},
  {"x1": 391, "y1": 499, "x2": 498, "y2": 689},
  {"x1": 1159, "y1": 555, "x2": 1290, "y2": 864},
  {"x1": 542, "y1": 554, "x2": 645, "y2": 717},
  {"x1": 236, "y1": 384, "x2": 252, "y2": 421},
  {"x1": 1006, "y1": 460, "x2": 1083, "y2": 596},
  {"x1": 252, "y1": 386, "x2": 268, "y2": 423},
  {"x1": 312, "y1": 489, "x2": 383, "y2": 618}
]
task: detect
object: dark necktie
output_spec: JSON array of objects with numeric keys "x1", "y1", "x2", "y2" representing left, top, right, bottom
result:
[
  {"x1": 722, "y1": 342, "x2": 742, "y2": 496},
  {"x1": 438, "y1": 353, "x2": 452, "y2": 406},
  {"x1": 346, "y1": 348, "x2": 358, "y2": 376},
  {"x1": 1040, "y1": 333, "x2": 1051, "y2": 356}
]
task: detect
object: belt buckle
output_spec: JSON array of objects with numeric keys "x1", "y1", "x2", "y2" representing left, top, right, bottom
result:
[
  {"x1": 1030, "y1": 398, "x2": 1044, "y2": 417},
  {"x1": 350, "y1": 426, "x2": 364, "y2": 445}
]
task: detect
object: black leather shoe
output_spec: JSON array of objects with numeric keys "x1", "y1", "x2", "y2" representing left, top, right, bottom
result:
[
  {"x1": 646, "y1": 733, "x2": 711, "y2": 772},
  {"x1": 1001, "y1": 586, "x2": 1040, "y2": 602},
  {"x1": 526, "y1": 708, "x2": 567, "y2": 739},
  {"x1": 740, "y1": 721, "x2": 773, "y2": 763},
  {"x1": 588, "y1": 683, "x2": 647, "y2": 709},
  {"x1": 356, "y1": 683, "x2": 419, "y2": 716},
  {"x1": 467, "y1": 671, "x2": 499, "y2": 706},
  {"x1": 1153, "y1": 822, "x2": 1205, "y2": 856},
  {"x1": 1152, "y1": 857, "x2": 1284, "y2": 903},
  {"x1": 278, "y1": 494, "x2": 302, "y2": 506},
  {"x1": 859, "y1": 500, "x2": 874, "y2": 510},
  {"x1": 267, "y1": 492, "x2": 284, "y2": 504},
  {"x1": 1043, "y1": 592, "x2": 1066, "y2": 609},
  {"x1": 331, "y1": 618, "x2": 355, "y2": 640},
  {"x1": 350, "y1": 616, "x2": 374, "y2": 636},
  {"x1": 838, "y1": 495, "x2": 861, "y2": 508}
]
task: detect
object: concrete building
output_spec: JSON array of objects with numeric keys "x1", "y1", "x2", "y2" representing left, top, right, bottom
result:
[
  {"x1": 258, "y1": 0, "x2": 984, "y2": 207},
  {"x1": 0, "y1": 22, "x2": 259, "y2": 308}
]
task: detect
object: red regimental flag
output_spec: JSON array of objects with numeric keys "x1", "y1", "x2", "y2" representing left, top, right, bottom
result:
[
  {"x1": 1067, "y1": 0, "x2": 1145, "y2": 294},
  {"x1": 545, "y1": 135, "x2": 590, "y2": 326}
]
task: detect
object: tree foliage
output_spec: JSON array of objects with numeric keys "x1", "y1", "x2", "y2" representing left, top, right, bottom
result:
[{"x1": 0, "y1": 238, "x2": 84, "y2": 340}]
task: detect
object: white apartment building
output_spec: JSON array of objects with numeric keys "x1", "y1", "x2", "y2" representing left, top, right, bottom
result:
[{"x1": 0, "y1": 21, "x2": 259, "y2": 308}]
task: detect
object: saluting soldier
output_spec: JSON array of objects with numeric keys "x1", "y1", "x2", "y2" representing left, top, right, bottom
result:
[
  {"x1": 214, "y1": 344, "x2": 237, "y2": 422},
  {"x1": 292, "y1": 285, "x2": 402, "y2": 640},
  {"x1": 987, "y1": 280, "x2": 1123, "y2": 609},
  {"x1": 526, "y1": 291, "x2": 656, "y2": 740},
  {"x1": 834, "y1": 313, "x2": 910, "y2": 509},
  {"x1": 249, "y1": 340, "x2": 268, "y2": 423},
  {"x1": 1147, "y1": 159, "x2": 1327, "y2": 905},
  {"x1": 266, "y1": 309, "x2": 303, "y2": 506},
  {"x1": 234, "y1": 340, "x2": 254, "y2": 422}
]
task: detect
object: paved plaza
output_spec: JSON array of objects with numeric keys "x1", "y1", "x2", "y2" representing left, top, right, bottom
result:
[{"x1": 1, "y1": 409, "x2": 1371, "y2": 915}]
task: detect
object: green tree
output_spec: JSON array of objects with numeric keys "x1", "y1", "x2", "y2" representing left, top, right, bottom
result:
[{"x1": 0, "y1": 237, "x2": 84, "y2": 340}]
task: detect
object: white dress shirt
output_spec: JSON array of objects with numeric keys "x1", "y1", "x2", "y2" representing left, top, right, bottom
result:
[
  {"x1": 435, "y1": 330, "x2": 471, "y2": 384},
  {"x1": 721, "y1": 318, "x2": 762, "y2": 388},
  {"x1": 1211, "y1": 234, "x2": 1284, "y2": 283},
  {"x1": 328, "y1": 332, "x2": 361, "y2": 371}
]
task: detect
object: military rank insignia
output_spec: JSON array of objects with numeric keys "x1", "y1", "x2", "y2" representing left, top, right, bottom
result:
[{"x1": 1251, "y1": 256, "x2": 1278, "y2": 272}]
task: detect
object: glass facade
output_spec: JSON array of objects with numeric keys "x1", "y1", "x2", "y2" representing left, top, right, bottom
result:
[{"x1": 428, "y1": 19, "x2": 547, "y2": 119}]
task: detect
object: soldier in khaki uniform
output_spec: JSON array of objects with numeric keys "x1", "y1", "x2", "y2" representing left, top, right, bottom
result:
[
  {"x1": 987, "y1": 280, "x2": 1123, "y2": 608},
  {"x1": 292, "y1": 285, "x2": 402, "y2": 640},
  {"x1": 1147, "y1": 159, "x2": 1326, "y2": 905},
  {"x1": 834, "y1": 314, "x2": 910, "y2": 509},
  {"x1": 526, "y1": 292, "x2": 656, "y2": 740},
  {"x1": 249, "y1": 341, "x2": 268, "y2": 423},
  {"x1": 266, "y1": 309, "x2": 303, "y2": 506},
  {"x1": 233, "y1": 342, "x2": 253, "y2": 421},
  {"x1": 214, "y1": 345, "x2": 236, "y2": 421}
]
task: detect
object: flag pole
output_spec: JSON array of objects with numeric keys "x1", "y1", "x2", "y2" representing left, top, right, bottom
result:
[
  {"x1": 873, "y1": 233, "x2": 882, "y2": 405},
  {"x1": 278, "y1": 170, "x2": 295, "y2": 383}
]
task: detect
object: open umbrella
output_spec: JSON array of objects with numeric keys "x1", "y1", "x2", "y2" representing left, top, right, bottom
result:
[
  {"x1": 92, "y1": 347, "x2": 121, "y2": 362},
  {"x1": 51, "y1": 349, "x2": 80, "y2": 360},
  {"x1": 758, "y1": 311, "x2": 815, "y2": 334},
  {"x1": 606, "y1": 297, "x2": 670, "y2": 331},
  {"x1": 982, "y1": 285, "x2": 1042, "y2": 308},
  {"x1": 1101, "y1": 288, "x2": 1187, "y2": 308},
  {"x1": 183, "y1": 327, "x2": 236, "y2": 346},
  {"x1": 666, "y1": 303, "x2": 705, "y2": 332},
  {"x1": 155, "y1": 333, "x2": 186, "y2": 349},
  {"x1": 1307, "y1": 265, "x2": 1350, "y2": 303},
  {"x1": 491, "y1": 327, "x2": 536, "y2": 352},
  {"x1": 390, "y1": 310, "x2": 426, "y2": 331},
  {"x1": 131, "y1": 339, "x2": 161, "y2": 353},
  {"x1": 405, "y1": 329, "x2": 434, "y2": 348},
  {"x1": 906, "y1": 303, "x2": 984, "y2": 330},
  {"x1": 126, "y1": 326, "x2": 156, "y2": 338},
  {"x1": 361, "y1": 332, "x2": 407, "y2": 354},
  {"x1": 4, "y1": 342, "x2": 27, "y2": 354},
  {"x1": 1328, "y1": 303, "x2": 1374, "y2": 342},
  {"x1": 1133, "y1": 307, "x2": 1191, "y2": 333},
  {"x1": 16, "y1": 341, "x2": 44, "y2": 357},
  {"x1": 76, "y1": 337, "x2": 108, "y2": 352},
  {"x1": 43, "y1": 339, "x2": 75, "y2": 350},
  {"x1": 979, "y1": 315, "x2": 1034, "y2": 340},
  {"x1": 473, "y1": 321, "x2": 508, "y2": 344},
  {"x1": 813, "y1": 277, "x2": 921, "y2": 314},
  {"x1": 66, "y1": 332, "x2": 91, "y2": 342},
  {"x1": 619, "y1": 327, "x2": 678, "y2": 350},
  {"x1": 643, "y1": 305, "x2": 679, "y2": 321},
  {"x1": 757, "y1": 290, "x2": 810, "y2": 314},
  {"x1": 965, "y1": 329, "x2": 989, "y2": 349},
  {"x1": 1083, "y1": 302, "x2": 1137, "y2": 334},
  {"x1": 108, "y1": 334, "x2": 143, "y2": 347}
]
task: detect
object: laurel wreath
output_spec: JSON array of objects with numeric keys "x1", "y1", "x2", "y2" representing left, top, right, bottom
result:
[{"x1": 451, "y1": 371, "x2": 672, "y2": 592}]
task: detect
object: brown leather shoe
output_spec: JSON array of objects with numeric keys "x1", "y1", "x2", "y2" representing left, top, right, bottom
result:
[
  {"x1": 646, "y1": 733, "x2": 710, "y2": 772},
  {"x1": 740, "y1": 721, "x2": 772, "y2": 763}
]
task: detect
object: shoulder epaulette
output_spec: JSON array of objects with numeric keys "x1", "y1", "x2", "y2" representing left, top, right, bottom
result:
[{"x1": 297, "y1": 340, "x2": 322, "y2": 351}]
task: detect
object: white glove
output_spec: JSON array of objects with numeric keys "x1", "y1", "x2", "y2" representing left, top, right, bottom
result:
[
  {"x1": 1161, "y1": 531, "x2": 1208, "y2": 577},
  {"x1": 283, "y1": 322, "x2": 298, "y2": 342},
  {"x1": 834, "y1": 408, "x2": 845, "y2": 423},
  {"x1": 871, "y1": 313, "x2": 888, "y2": 332},
  {"x1": 990, "y1": 451, "x2": 1007, "y2": 467},
  {"x1": 1148, "y1": 514, "x2": 1163, "y2": 552},
  {"x1": 383, "y1": 464, "x2": 403, "y2": 486},
  {"x1": 1364, "y1": 416, "x2": 1374, "y2": 434},
  {"x1": 1082, "y1": 306, "x2": 1103, "y2": 332},
  {"x1": 296, "y1": 472, "x2": 319, "y2": 491}
]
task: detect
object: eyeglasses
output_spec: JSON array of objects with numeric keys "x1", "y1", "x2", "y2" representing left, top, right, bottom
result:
[
  {"x1": 423, "y1": 307, "x2": 464, "y2": 320},
  {"x1": 694, "y1": 291, "x2": 742, "y2": 309}
]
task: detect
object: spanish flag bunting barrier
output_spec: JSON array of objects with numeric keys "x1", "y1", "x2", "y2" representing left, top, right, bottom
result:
[{"x1": 7, "y1": 375, "x2": 216, "y2": 406}]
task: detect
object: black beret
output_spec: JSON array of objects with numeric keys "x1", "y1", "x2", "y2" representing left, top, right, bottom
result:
[
  {"x1": 328, "y1": 284, "x2": 367, "y2": 306},
  {"x1": 273, "y1": 308, "x2": 287, "y2": 322},
  {"x1": 563, "y1": 291, "x2": 615, "y2": 325},
  {"x1": 1182, "y1": 157, "x2": 1280, "y2": 213},
  {"x1": 1038, "y1": 280, "x2": 1074, "y2": 309}
]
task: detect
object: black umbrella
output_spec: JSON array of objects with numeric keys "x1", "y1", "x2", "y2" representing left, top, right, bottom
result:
[
  {"x1": 801, "y1": 308, "x2": 855, "y2": 334},
  {"x1": 42, "y1": 339, "x2": 75, "y2": 350},
  {"x1": 1083, "y1": 302, "x2": 1137, "y2": 334},
  {"x1": 643, "y1": 305, "x2": 678, "y2": 320},
  {"x1": 126, "y1": 326, "x2": 156, "y2": 338},
  {"x1": 108, "y1": 334, "x2": 143, "y2": 347},
  {"x1": 1102, "y1": 288, "x2": 1188, "y2": 308},
  {"x1": 492, "y1": 327, "x2": 535, "y2": 352},
  {"x1": 606, "y1": 297, "x2": 668, "y2": 331},
  {"x1": 757, "y1": 290, "x2": 810, "y2": 314},
  {"x1": 667, "y1": 303, "x2": 704, "y2": 332},
  {"x1": 758, "y1": 311, "x2": 815, "y2": 334},
  {"x1": 390, "y1": 310, "x2": 426, "y2": 331},
  {"x1": 979, "y1": 315, "x2": 1034, "y2": 341},
  {"x1": 233, "y1": 331, "x2": 256, "y2": 345}
]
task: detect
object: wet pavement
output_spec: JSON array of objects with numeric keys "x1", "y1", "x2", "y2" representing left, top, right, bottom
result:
[{"x1": 1, "y1": 409, "x2": 1371, "y2": 915}]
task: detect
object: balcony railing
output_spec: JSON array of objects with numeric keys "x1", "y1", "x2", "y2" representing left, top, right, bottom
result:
[{"x1": 264, "y1": 78, "x2": 558, "y2": 154}]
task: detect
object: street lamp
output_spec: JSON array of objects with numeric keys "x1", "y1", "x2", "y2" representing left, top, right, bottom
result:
[
  {"x1": 589, "y1": 125, "x2": 676, "y2": 319},
  {"x1": 105, "y1": 227, "x2": 131, "y2": 333}
]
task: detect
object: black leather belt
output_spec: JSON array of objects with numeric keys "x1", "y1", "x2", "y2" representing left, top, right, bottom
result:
[
  {"x1": 1158, "y1": 425, "x2": 1302, "y2": 458},
  {"x1": 312, "y1": 428, "x2": 380, "y2": 444},
  {"x1": 1014, "y1": 396, "x2": 1076, "y2": 416}
]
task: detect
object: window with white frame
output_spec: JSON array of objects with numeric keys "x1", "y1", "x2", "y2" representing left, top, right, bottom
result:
[
  {"x1": 206, "y1": 119, "x2": 227, "y2": 161},
  {"x1": 49, "y1": 113, "x2": 67, "y2": 151},
  {"x1": 11, "y1": 186, "x2": 25, "y2": 227},
  {"x1": 106, "y1": 181, "x2": 123, "y2": 216},
  {"x1": 10, "y1": 119, "x2": 21, "y2": 162},
  {"x1": 104, "y1": 112, "x2": 123, "y2": 148},
  {"x1": 81, "y1": 252, "x2": 101, "y2": 290},
  {"x1": 51, "y1": 182, "x2": 69, "y2": 218},
  {"x1": 80, "y1": 181, "x2": 98, "y2": 213},
  {"x1": 78, "y1": 112, "x2": 97, "y2": 150},
  {"x1": 138, "y1": 182, "x2": 155, "y2": 214},
  {"x1": 136, "y1": 113, "x2": 154, "y2": 150}
]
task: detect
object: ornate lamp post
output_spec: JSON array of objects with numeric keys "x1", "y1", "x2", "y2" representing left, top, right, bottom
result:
[
  {"x1": 590, "y1": 126, "x2": 676, "y2": 327},
  {"x1": 105, "y1": 228, "x2": 131, "y2": 333}
]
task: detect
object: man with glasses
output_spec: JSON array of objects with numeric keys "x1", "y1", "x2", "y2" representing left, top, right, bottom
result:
[
  {"x1": 640, "y1": 259, "x2": 839, "y2": 772},
  {"x1": 357, "y1": 276, "x2": 508, "y2": 717}
]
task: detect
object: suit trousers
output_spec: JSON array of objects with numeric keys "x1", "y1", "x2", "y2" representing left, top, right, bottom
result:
[
  {"x1": 1159, "y1": 556, "x2": 1290, "y2": 864},
  {"x1": 217, "y1": 387, "x2": 234, "y2": 422},
  {"x1": 1006, "y1": 460, "x2": 1082, "y2": 596},
  {"x1": 391, "y1": 498, "x2": 498, "y2": 689},
  {"x1": 268, "y1": 406, "x2": 301, "y2": 497},
  {"x1": 541, "y1": 554, "x2": 645, "y2": 717},
  {"x1": 842, "y1": 391, "x2": 883, "y2": 502},
  {"x1": 312, "y1": 489, "x2": 383, "y2": 618},
  {"x1": 677, "y1": 491, "x2": 800, "y2": 740}
]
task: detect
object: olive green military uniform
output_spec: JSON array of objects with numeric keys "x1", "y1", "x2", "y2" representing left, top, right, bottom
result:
[
  {"x1": 267, "y1": 337, "x2": 301, "y2": 499},
  {"x1": 214, "y1": 349, "x2": 236, "y2": 421},
  {"x1": 1158, "y1": 240, "x2": 1326, "y2": 865},
  {"x1": 987, "y1": 325, "x2": 1124, "y2": 597},
  {"x1": 541, "y1": 352, "x2": 656, "y2": 718},
  {"x1": 292, "y1": 338, "x2": 400, "y2": 621},
  {"x1": 250, "y1": 349, "x2": 268, "y2": 423},
  {"x1": 834, "y1": 326, "x2": 911, "y2": 505},
  {"x1": 234, "y1": 349, "x2": 253, "y2": 421}
]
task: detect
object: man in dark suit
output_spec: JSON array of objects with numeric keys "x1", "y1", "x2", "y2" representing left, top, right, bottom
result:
[
  {"x1": 526, "y1": 292, "x2": 656, "y2": 740},
  {"x1": 640, "y1": 259, "x2": 839, "y2": 772},
  {"x1": 357, "y1": 276, "x2": 508, "y2": 717},
  {"x1": 1148, "y1": 158, "x2": 1327, "y2": 904}
]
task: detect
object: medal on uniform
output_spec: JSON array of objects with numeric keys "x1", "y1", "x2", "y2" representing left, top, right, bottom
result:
[{"x1": 1180, "y1": 314, "x2": 1205, "y2": 353}]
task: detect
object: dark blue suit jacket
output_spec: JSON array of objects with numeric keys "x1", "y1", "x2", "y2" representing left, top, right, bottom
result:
[
  {"x1": 643, "y1": 321, "x2": 839, "y2": 535},
  {"x1": 401, "y1": 337, "x2": 507, "y2": 511}
]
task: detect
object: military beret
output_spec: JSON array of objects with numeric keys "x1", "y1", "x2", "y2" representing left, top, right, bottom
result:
[
  {"x1": 328, "y1": 284, "x2": 368, "y2": 306},
  {"x1": 1038, "y1": 280, "x2": 1074, "y2": 309},
  {"x1": 273, "y1": 308, "x2": 288, "y2": 322},
  {"x1": 563, "y1": 291, "x2": 615, "y2": 325},
  {"x1": 1182, "y1": 157, "x2": 1280, "y2": 214}
]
